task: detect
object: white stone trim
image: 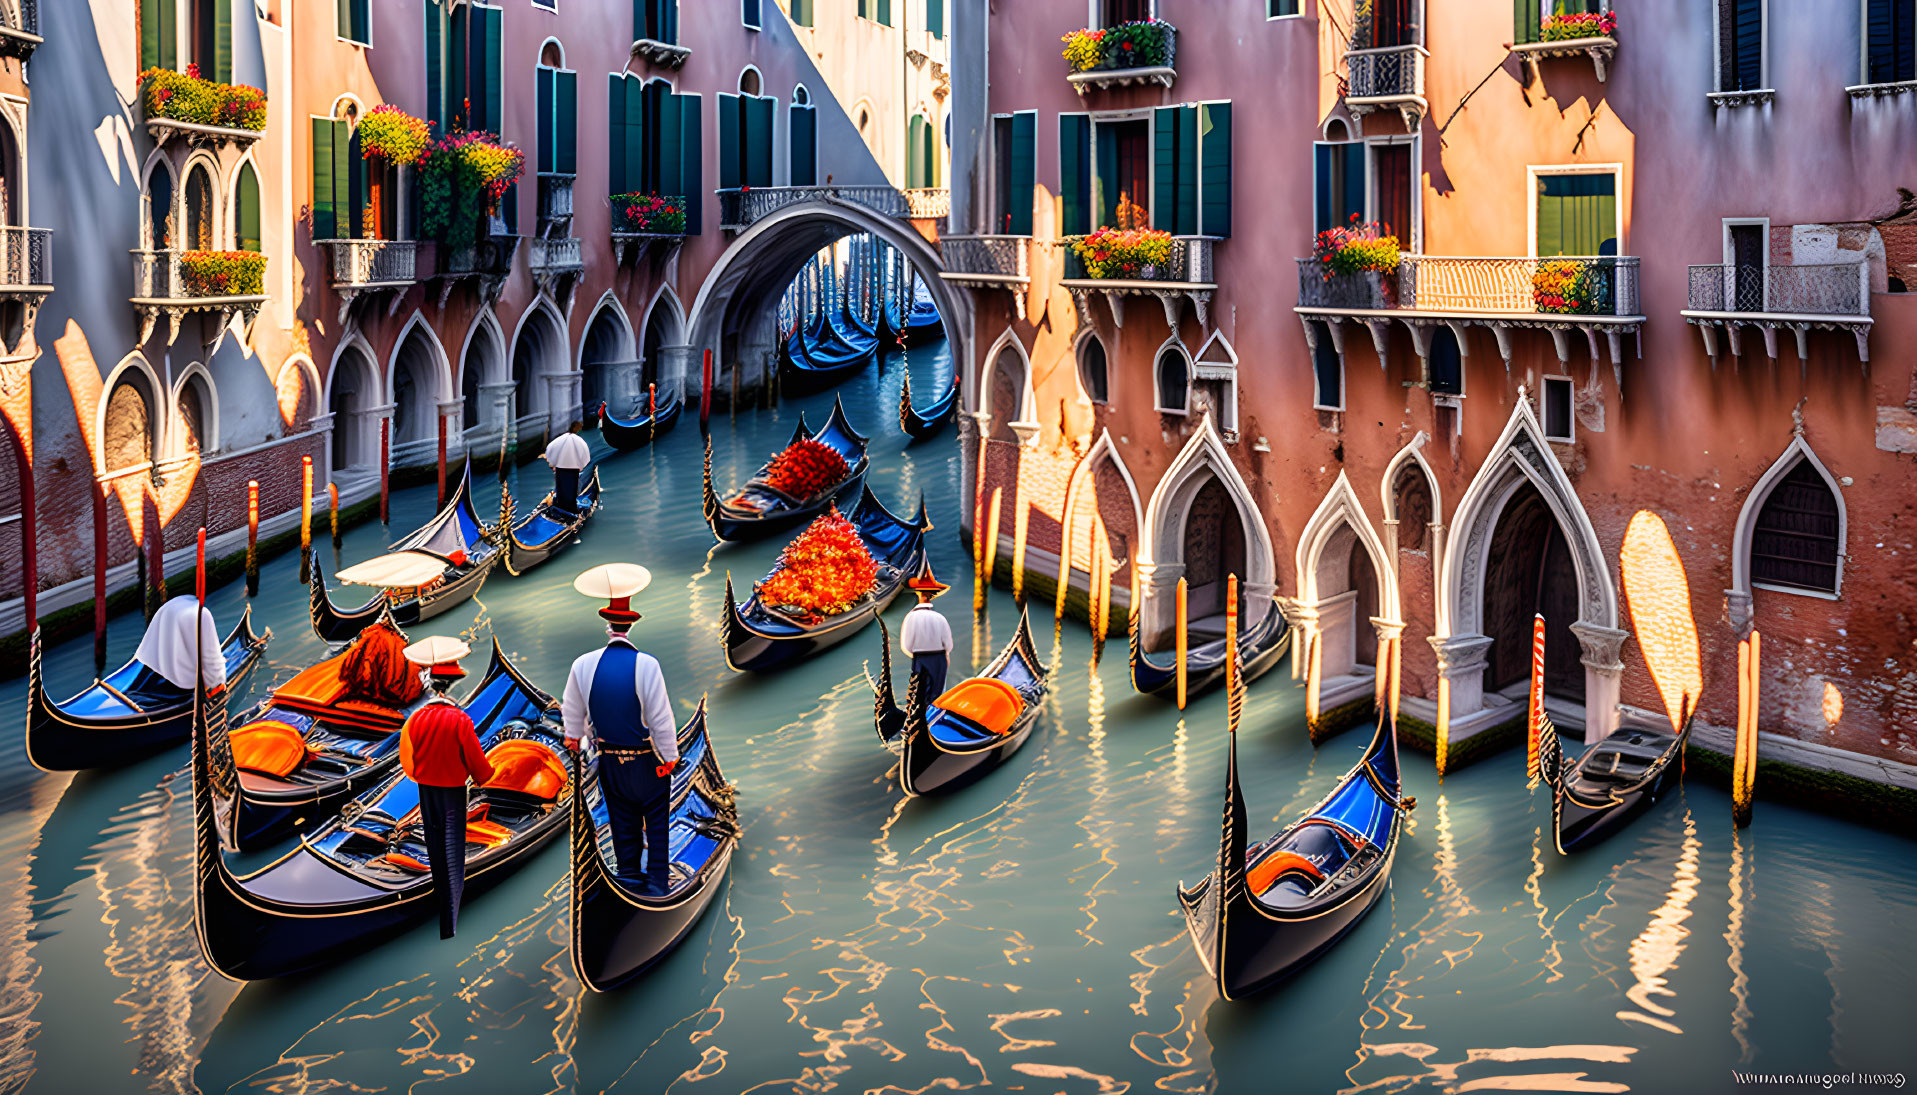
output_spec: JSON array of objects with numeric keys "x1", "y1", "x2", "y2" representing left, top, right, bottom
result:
[
  {"x1": 1140, "y1": 412, "x2": 1276, "y2": 631},
  {"x1": 1728, "y1": 433, "x2": 1846, "y2": 630}
]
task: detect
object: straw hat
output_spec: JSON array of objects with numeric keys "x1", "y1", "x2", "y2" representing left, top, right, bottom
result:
[
  {"x1": 403, "y1": 634, "x2": 472, "y2": 679},
  {"x1": 575, "y1": 563, "x2": 654, "y2": 623}
]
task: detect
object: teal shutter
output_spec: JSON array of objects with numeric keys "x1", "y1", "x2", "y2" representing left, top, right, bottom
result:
[
  {"x1": 449, "y1": 5, "x2": 468, "y2": 128},
  {"x1": 142, "y1": 0, "x2": 177, "y2": 71},
  {"x1": 1314, "y1": 142, "x2": 1369, "y2": 232},
  {"x1": 877, "y1": 0, "x2": 891, "y2": 25},
  {"x1": 236, "y1": 164, "x2": 261, "y2": 251},
  {"x1": 717, "y1": 93, "x2": 741, "y2": 190},
  {"x1": 347, "y1": 123, "x2": 366, "y2": 238},
  {"x1": 745, "y1": 95, "x2": 774, "y2": 187},
  {"x1": 426, "y1": 1, "x2": 444, "y2": 128},
  {"x1": 1059, "y1": 113, "x2": 1089, "y2": 236},
  {"x1": 1514, "y1": 0, "x2": 1540, "y2": 45},
  {"x1": 1094, "y1": 122, "x2": 1119, "y2": 228},
  {"x1": 608, "y1": 76, "x2": 628, "y2": 194},
  {"x1": 790, "y1": 105, "x2": 817, "y2": 184},
  {"x1": 312, "y1": 117, "x2": 336, "y2": 239},
  {"x1": 483, "y1": 7, "x2": 504, "y2": 134},
  {"x1": 1152, "y1": 107, "x2": 1180, "y2": 233},
  {"x1": 557, "y1": 71, "x2": 578, "y2": 175},
  {"x1": 927, "y1": 0, "x2": 943, "y2": 37},
  {"x1": 353, "y1": 0, "x2": 371, "y2": 41},
  {"x1": 627, "y1": 77, "x2": 647, "y2": 193},
  {"x1": 680, "y1": 94, "x2": 703, "y2": 233},
  {"x1": 1010, "y1": 112, "x2": 1035, "y2": 236},
  {"x1": 663, "y1": 0, "x2": 679, "y2": 43},
  {"x1": 214, "y1": 0, "x2": 233, "y2": 82},
  {"x1": 537, "y1": 68, "x2": 556, "y2": 173},
  {"x1": 655, "y1": 84, "x2": 681, "y2": 197},
  {"x1": 634, "y1": 0, "x2": 648, "y2": 39},
  {"x1": 1199, "y1": 102, "x2": 1232, "y2": 237},
  {"x1": 743, "y1": 0, "x2": 763, "y2": 27}
]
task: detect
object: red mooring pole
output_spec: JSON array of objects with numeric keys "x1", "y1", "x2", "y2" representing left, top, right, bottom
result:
[
  {"x1": 700, "y1": 349, "x2": 714, "y2": 433},
  {"x1": 436, "y1": 413, "x2": 448, "y2": 509},
  {"x1": 379, "y1": 418, "x2": 391, "y2": 524},
  {"x1": 246, "y1": 479, "x2": 260, "y2": 595},
  {"x1": 147, "y1": 489, "x2": 164, "y2": 611}
]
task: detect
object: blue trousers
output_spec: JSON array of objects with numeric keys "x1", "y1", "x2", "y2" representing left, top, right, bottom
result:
[
  {"x1": 418, "y1": 783, "x2": 468, "y2": 939},
  {"x1": 910, "y1": 652, "x2": 949, "y2": 701},
  {"x1": 601, "y1": 754, "x2": 673, "y2": 894},
  {"x1": 552, "y1": 467, "x2": 580, "y2": 515}
]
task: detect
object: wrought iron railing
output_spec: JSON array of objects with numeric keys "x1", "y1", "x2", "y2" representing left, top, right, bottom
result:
[
  {"x1": 1060, "y1": 236, "x2": 1215, "y2": 284},
  {"x1": 439, "y1": 236, "x2": 518, "y2": 277},
  {"x1": 537, "y1": 174, "x2": 575, "y2": 228},
  {"x1": 1686, "y1": 262, "x2": 1870, "y2": 317},
  {"x1": 939, "y1": 235, "x2": 1029, "y2": 280},
  {"x1": 2, "y1": 0, "x2": 37, "y2": 36},
  {"x1": 1344, "y1": 43, "x2": 1426, "y2": 100},
  {"x1": 323, "y1": 239, "x2": 417, "y2": 287},
  {"x1": 132, "y1": 249, "x2": 267, "y2": 299},
  {"x1": 1297, "y1": 255, "x2": 1642, "y2": 317},
  {"x1": 904, "y1": 188, "x2": 951, "y2": 220},
  {"x1": 717, "y1": 186, "x2": 909, "y2": 230},
  {"x1": 529, "y1": 235, "x2": 583, "y2": 271},
  {"x1": 0, "y1": 226, "x2": 51, "y2": 287}
]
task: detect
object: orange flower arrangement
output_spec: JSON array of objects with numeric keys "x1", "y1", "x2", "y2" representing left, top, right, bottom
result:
[
  {"x1": 756, "y1": 438, "x2": 850, "y2": 500},
  {"x1": 757, "y1": 506, "x2": 879, "y2": 617}
]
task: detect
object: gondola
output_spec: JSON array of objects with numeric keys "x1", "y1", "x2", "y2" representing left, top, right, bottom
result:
[
  {"x1": 1177, "y1": 645, "x2": 1412, "y2": 1000},
  {"x1": 887, "y1": 293, "x2": 944, "y2": 347},
  {"x1": 309, "y1": 471, "x2": 500, "y2": 643},
  {"x1": 898, "y1": 371, "x2": 959, "y2": 441},
  {"x1": 722, "y1": 488, "x2": 931, "y2": 672},
  {"x1": 501, "y1": 467, "x2": 603, "y2": 576},
  {"x1": 568, "y1": 699, "x2": 740, "y2": 991},
  {"x1": 218, "y1": 609, "x2": 430, "y2": 851},
  {"x1": 600, "y1": 394, "x2": 682, "y2": 451},
  {"x1": 1128, "y1": 599, "x2": 1292, "y2": 700},
  {"x1": 193, "y1": 641, "x2": 570, "y2": 981},
  {"x1": 868, "y1": 610, "x2": 1048, "y2": 797},
  {"x1": 703, "y1": 398, "x2": 871, "y2": 543},
  {"x1": 781, "y1": 311, "x2": 878, "y2": 397},
  {"x1": 1533, "y1": 706, "x2": 1695, "y2": 855},
  {"x1": 24, "y1": 608, "x2": 269, "y2": 772}
]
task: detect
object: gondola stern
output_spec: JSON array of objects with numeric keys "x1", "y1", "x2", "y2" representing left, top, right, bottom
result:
[
  {"x1": 821, "y1": 396, "x2": 871, "y2": 448},
  {"x1": 23, "y1": 627, "x2": 57, "y2": 773},
  {"x1": 701, "y1": 433, "x2": 724, "y2": 540}
]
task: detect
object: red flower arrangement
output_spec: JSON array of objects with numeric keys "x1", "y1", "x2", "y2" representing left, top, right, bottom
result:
[
  {"x1": 752, "y1": 438, "x2": 850, "y2": 501},
  {"x1": 756, "y1": 506, "x2": 879, "y2": 617}
]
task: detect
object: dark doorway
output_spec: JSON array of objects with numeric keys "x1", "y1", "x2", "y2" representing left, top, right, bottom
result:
[
  {"x1": 1482, "y1": 484, "x2": 1584, "y2": 701},
  {"x1": 1730, "y1": 223, "x2": 1764, "y2": 312},
  {"x1": 1349, "y1": 537, "x2": 1379, "y2": 667},
  {"x1": 992, "y1": 116, "x2": 1016, "y2": 234},
  {"x1": 1372, "y1": 143, "x2": 1411, "y2": 243},
  {"x1": 1181, "y1": 477, "x2": 1247, "y2": 630}
]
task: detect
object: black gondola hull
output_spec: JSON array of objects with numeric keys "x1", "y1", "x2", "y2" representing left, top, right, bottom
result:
[
  {"x1": 1555, "y1": 752, "x2": 1685, "y2": 853},
  {"x1": 601, "y1": 397, "x2": 683, "y2": 451},
  {"x1": 310, "y1": 555, "x2": 497, "y2": 644},
  {"x1": 504, "y1": 469, "x2": 603, "y2": 576},
  {"x1": 708, "y1": 470, "x2": 868, "y2": 543},
  {"x1": 898, "y1": 373, "x2": 959, "y2": 441},
  {"x1": 725, "y1": 584, "x2": 907, "y2": 672},
  {"x1": 899, "y1": 712, "x2": 1039, "y2": 797},
  {"x1": 1130, "y1": 611, "x2": 1292, "y2": 700},
  {"x1": 704, "y1": 400, "x2": 874, "y2": 543},
  {"x1": 227, "y1": 757, "x2": 402, "y2": 851}
]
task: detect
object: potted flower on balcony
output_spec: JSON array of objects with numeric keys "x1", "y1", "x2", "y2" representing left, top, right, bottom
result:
[
  {"x1": 357, "y1": 105, "x2": 432, "y2": 166},
  {"x1": 179, "y1": 250, "x2": 268, "y2": 297},
  {"x1": 1532, "y1": 259, "x2": 1600, "y2": 314},
  {"x1": 418, "y1": 130, "x2": 526, "y2": 253},
  {"x1": 1071, "y1": 225, "x2": 1174, "y2": 280},
  {"x1": 1540, "y1": 9, "x2": 1618, "y2": 42},
  {"x1": 1310, "y1": 217, "x2": 1401, "y2": 306},
  {"x1": 610, "y1": 193, "x2": 688, "y2": 234},
  {"x1": 1061, "y1": 18, "x2": 1173, "y2": 74},
  {"x1": 139, "y1": 64, "x2": 269, "y2": 133}
]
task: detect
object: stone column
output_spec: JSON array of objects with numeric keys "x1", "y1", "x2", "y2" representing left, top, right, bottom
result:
[
  {"x1": 477, "y1": 381, "x2": 516, "y2": 463},
  {"x1": 1371, "y1": 616, "x2": 1406, "y2": 712},
  {"x1": 1725, "y1": 588, "x2": 1754, "y2": 638},
  {"x1": 435, "y1": 399, "x2": 467, "y2": 460},
  {"x1": 1428, "y1": 633, "x2": 1494, "y2": 718},
  {"x1": 310, "y1": 411, "x2": 337, "y2": 486},
  {"x1": 660, "y1": 344, "x2": 696, "y2": 402},
  {"x1": 1570, "y1": 621, "x2": 1629, "y2": 743},
  {"x1": 547, "y1": 370, "x2": 584, "y2": 437}
]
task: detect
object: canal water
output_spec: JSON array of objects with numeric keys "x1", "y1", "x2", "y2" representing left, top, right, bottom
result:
[{"x1": 0, "y1": 337, "x2": 1912, "y2": 1094}]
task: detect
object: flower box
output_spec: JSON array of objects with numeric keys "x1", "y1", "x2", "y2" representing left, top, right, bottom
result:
[
  {"x1": 357, "y1": 105, "x2": 431, "y2": 165},
  {"x1": 140, "y1": 65, "x2": 267, "y2": 132},
  {"x1": 1062, "y1": 19, "x2": 1174, "y2": 73},
  {"x1": 1070, "y1": 227, "x2": 1174, "y2": 280},
  {"x1": 610, "y1": 193, "x2": 688, "y2": 235},
  {"x1": 179, "y1": 250, "x2": 267, "y2": 297}
]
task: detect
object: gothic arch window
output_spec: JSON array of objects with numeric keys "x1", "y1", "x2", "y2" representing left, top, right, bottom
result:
[
  {"x1": 1749, "y1": 456, "x2": 1841, "y2": 594},
  {"x1": 176, "y1": 372, "x2": 216, "y2": 454},
  {"x1": 1155, "y1": 342, "x2": 1189, "y2": 414},
  {"x1": 183, "y1": 162, "x2": 217, "y2": 251},
  {"x1": 103, "y1": 373, "x2": 157, "y2": 473},
  {"x1": 1077, "y1": 332, "x2": 1108, "y2": 404},
  {"x1": 144, "y1": 160, "x2": 176, "y2": 250},
  {"x1": 233, "y1": 160, "x2": 262, "y2": 252}
]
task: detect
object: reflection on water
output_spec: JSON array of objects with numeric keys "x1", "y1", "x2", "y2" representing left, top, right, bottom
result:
[{"x1": 0, "y1": 336, "x2": 1914, "y2": 1092}]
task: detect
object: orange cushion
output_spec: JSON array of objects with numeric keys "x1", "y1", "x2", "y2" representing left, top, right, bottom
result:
[
  {"x1": 482, "y1": 740, "x2": 567, "y2": 800},
  {"x1": 1246, "y1": 850, "x2": 1325, "y2": 897},
  {"x1": 465, "y1": 818, "x2": 513, "y2": 847},
  {"x1": 275, "y1": 655, "x2": 351, "y2": 708},
  {"x1": 230, "y1": 719, "x2": 312, "y2": 777},
  {"x1": 933, "y1": 678, "x2": 1025, "y2": 735}
]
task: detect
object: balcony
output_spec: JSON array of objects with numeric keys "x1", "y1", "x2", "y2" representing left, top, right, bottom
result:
[
  {"x1": 1294, "y1": 255, "x2": 1645, "y2": 375},
  {"x1": 938, "y1": 235, "x2": 1030, "y2": 318},
  {"x1": 1060, "y1": 235, "x2": 1215, "y2": 328},
  {"x1": 1344, "y1": 43, "x2": 1428, "y2": 129},
  {"x1": 0, "y1": 0, "x2": 40, "y2": 60},
  {"x1": 631, "y1": 36, "x2": 690, "y2": 69},
  {"x1": 0, "y1": 225, "x2": 52, "y2": 359},
  {"x1": 131, "y1": 248, "x2": 267, "y2": 349},
  {"x1": 429, "y1": 236, "x2": 519, "y2": 307},
  {"x1": 611, "y1": 195, "x2": 689, "y2": 264},
  {"x1": 1064, "y1": 21, "x2": 1177, "y2": 95},
  {"x1": 528, "y1": 236, "x2": 584, "y2": 295},
  {"x1": 717, "y1": 186, "x2": 909, "y2": 232},
  {"x1": 1681, "y1": 262, "x2": 1871, "y2": 366},
  {"x1": 320, "y1": 238, "x2": 417, "y2": 321}
]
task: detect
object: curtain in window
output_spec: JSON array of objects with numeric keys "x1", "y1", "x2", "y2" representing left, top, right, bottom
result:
[{"x1": 1534, "y1": 173, "x2": 1616, "y2": 256}]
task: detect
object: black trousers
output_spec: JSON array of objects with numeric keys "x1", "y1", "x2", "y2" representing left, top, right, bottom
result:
[
  {"x1": 552, "y1": 466, "x2": 581, "y2": 515},
  {"x1": 910, "y1": 652, "x2": 949, "y2": 701},
  {"x1": 418, "y1": 783, "x2": 469, "y2": 939},
  {"x1": 601, "y1": 755, "x2": 673, "y2": 894}
]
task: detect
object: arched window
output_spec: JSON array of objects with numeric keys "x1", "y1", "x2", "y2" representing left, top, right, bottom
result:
[
  {"x1": 184, "y1": 163, "x2": 216, "y2": 251},
  {"x1": 1078, "y1": 335, "x2": 1108, "y2": 404},
  {"x1": 103, "y1": 374, "x2": 156, "y2": 473},
  {"x1": 1750, "y1": 458, "x2": 1841, "y2": 593},
  {"x1": 739, "y1": 66, "x2": 762, "y2": 97},
  {"x1": 234, "y1": 162, "x2": 262, "y2": 252},
  {"x1": 178, "y1": 375, "x2": 213, "y2": 454},
  {"x1": 907, "y1": 113, "x2": 937, "y2": 189},
  {"x1": 145, "y1": 162, "x2": 175, "y2": 250},
  {"x1": 793, "y1": 84, "x2": 811, "y2": 106},
  {"x1": 1155, "y1": 345, "x2": 1189, "y2": 414}
]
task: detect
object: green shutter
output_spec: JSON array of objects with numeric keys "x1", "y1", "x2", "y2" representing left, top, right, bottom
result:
[
  {"x1": 1010, "y1": 112, "x2": 1035, "y2": 237},
  {"x1": 1094, "y1": 121, "x2": 1118, "y2": 228},
  {"x1": 634, "y1": 0, "x2": 649, "y2": 40},
  {"x1": 680, "y1": 94, "x2": 703, "y2": 233},
  {"x1": 655, "y1": 84, "x2": 681, "y2": 197},
  {"x1": 1199, "y1": 102, "x2": 1232, "y2": 238},
  {"x1": 537, "y1": 68, "x2": 556, "y2": 174},
  {"x1": 745, "y1": 95, "x2": 774, "y2": 187},
  {"x1": 142, "y1": 0, "x2": 178, "y2": 71},
  {"x1": 793, "y1": 0, "x2": 813, "y2": 26},
  {"x1": 627, "y1": 77, "x2": 648, "y2": 193},
  {"x1": 339, "y1": 0, "x2": 353, "y2": 40},
  {"x1": 1059, "y1": 113, "x2": 1089, "y2": 236},
  {"x1": 1153, "y1": 107, "x2": 1178, "y2": 233},
  {"x1": 877, "y1": 0, "x2": 892, "y2": 25},
  {"x1": 663, "y1": 0, "x2": 679, "y2": 43},
  {"x1": 311, "y1": 117, "x2": 336, "y2": 239},
  {"x1": 608, "y1": 76, "x2": 628, "y2": 195},
  {"x1": 1341, "y1": 143, "x2": 1365, "y2": 225},
  {"x1": 353, "y1": 0, "x2": 371, "y2": 41},
  {"x1": 790, "y1": 105, "x2": 817, "y2": 185},
  {"x1": 483, "y1": 7, "x2": 504, "y2": 134},
  {"x1": 1514, "y1": 0, "x2": 1540, "y2": 45},
  {"x1": 450, "y1": 5, "x2": 468, "y2": 128},
  {"x1": 717, "y1": 93, "x2": 741, "y2": 190},
  {"x1": 339, "y1": 120, "x2": 358, "y2": 239},
  {"x1": 214, "y1": 0, "x2": 233, "y2": 82},
  {"x1": 426, "y1": 1, "x2": 444, "y2": 128},
  {"x1": 236, "y1": 164, "x2": 261, "y2": 251},
  {"x1": 557, "y1": 71, "x2": 578, "y2": 175},
  {"x1": 907, "y1": 115, "x2": 926, "y2": 189},
  {"x1": 927, "y1": 0, "x2": 943, "y2": 37}
]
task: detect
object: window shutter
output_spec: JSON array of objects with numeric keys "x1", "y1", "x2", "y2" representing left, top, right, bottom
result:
[
  {"x1": 608, "y1": 76, "x2": 628, "y2": 195},
  {"x1": 1199, "y1": 102, "x2": 1232, "y2": 238},
  {"x1": 656, "y1": 84, "x2": 682, "y2": 197},
  {"x1": 483, "y1": 7, "x2": 504, "y2": 134},
  {"x1": 1153, "y1": 107, "x2": 1178, "y2": 233},
  {"x1": 214, "y1": 0, "x2": 234, "y2": 83},
  {"x1": 312, "y1": 118, "x2": 337, "y2": 239},
  {"x1": 426, "y1": 0, "x2": 444, "y2": 128},
  {"x1": 1340, "y1": 143, "x2": 1365, "y2": 226},
  {"x1": 503, "y1": 181, "x2": 518, "y2": 234},
  {"x1": 680, "y1": 94, "x2": 704, "y2": 233},
  {"x1": 1513, "y1": 0, "x2": 1540, "y2": 45},
  {"x1": 537, "y1": 68, "x2": 556, "y2": 174},
  {"x1": 1313, "y1": 143, "x2": 1333, "y2": 232},
  {"x1": 878, "y1": 0, "x2": 892, "y2": 25},
  {"x1": 1009, "y1": 112, "x2": 1035, "y2": 236},
  {"x1": 790, "y1": 105, "x2": 818, "y2": 185},
  {"x1": 142, "y1": 0, "x2": 176, "y2": 71},
  {"x1": 353, "y1": 0, "x2": 371, "y2": 41},
  {"x1": 1059, "y1": 113, "x2": 1089, "y2": 236},
  {"x1": 557, "y1": 71, "x2": 578, "y2": 175},
  {"x1": 1094, "y1": 121, "x2": 1118, "y2": 228},
  {"x1": 449, "y1": 5, "x2": 468, "y2": 128},
  {"x1": 718, "y1": 93, "x2": 742, "y2": 190},
  {"x1": 338, "y1": 0, "x2": 354, "y2": 40},
  {"x1": 928, "y1": 0, "x2": 944, "y2": 37},
  {"x1": 342, "y1": 121, "x2": 362, "y2": 239},
  {"x1": 634, "y1": 0, "x2": 651, "y2": 40},
  {"x1": 627, "y1": 77, "x2": 647, "y2": 192},
  {"x1": 664, "y1": 0, "x2": 679, "y2": 43},
  {"x1": 1314, "y1": 142, "x2": 1366, "y2": 231},
  {"x1": 236, "y1": 165, "x2": 261, "y2": 252},
  {"x1": 1723, "y1": 0, "x2": 1763, "y2": 91},
  {"x1": 1867, "y1": 0, "x2": 1917, "y2": 83},
  {"x1": 746, "y1": 95, "x2": 775, "y2": 187}
]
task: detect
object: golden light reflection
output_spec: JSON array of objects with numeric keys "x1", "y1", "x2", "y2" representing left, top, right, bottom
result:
[
  {"x1": 1615, "y1": 813, "x2": 1701, "y2": 1035},
  {"x1": 1619, "y1": 511, "x2": 1701, "y2": 728},
  {"x1": 276, "y1": 360, "x2": 308, "y2": 429},
  {"x1": 1726, "y1": 830, "x2": 1754, "y2": 1065},
  {"x1": 1822, "y1": 682, "x2": 1843, "y2": 728},
  {"x1": 1347, "y1": 1043, "x2": 1636, "y2": 1094}
]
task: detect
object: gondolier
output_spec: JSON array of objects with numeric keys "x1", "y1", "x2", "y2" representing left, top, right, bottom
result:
[
  {"x1": 900, "y1": 561, "x2": 953, "y2": 699},
  {"x1": 563, "y1": 564, "x2": 680, "y2": 894},
  {"x1": 543, "y1": 426, "x2": 592, "y2": 517},
  {"x1": 135, "y1": 592, "x2": 229, "y2": 695},
  {"x1": 398, "y1": 635, "x2": 495, "y2": 940}
]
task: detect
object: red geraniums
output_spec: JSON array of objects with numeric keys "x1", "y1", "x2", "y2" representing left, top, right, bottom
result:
[
  {"x1": 610, "y1": 193, "x2": 688, "y2": 234},
  {"x1": 140, "y1": 64, "x2": 269, "y2": 131},
  {"x1": 757, "y1": 506, "x2": 879, "y2": 617},
  {"x1": 753, "y1": 438, "x2": 851, "y2": 501},
  {"x1": 1539, "y1": 10, "x2": 1618, "y2": 41},
  {"x1": 1312, "y1": 216, "x2": 1401, "y2": 278}
]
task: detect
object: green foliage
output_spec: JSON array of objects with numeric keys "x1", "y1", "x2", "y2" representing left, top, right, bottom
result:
[
  {"x1": 179, "y1": 250, "x2": 267, "y2": 296},
  {"x1": 140, "y1": 65, "x2": 268, "y2": 131},
  {"x1": 418, "y1": 131, "x2": 526, "y2": 249},
  {"x1": 358, "y1": 105, "x2": 432, "y2": 165},
  {"x1": 1061, "y1": 19, "x2": 1173, "y2": 73},
  {"x1": 609, "y1": 193, "x2": 688, "y2": 234}
]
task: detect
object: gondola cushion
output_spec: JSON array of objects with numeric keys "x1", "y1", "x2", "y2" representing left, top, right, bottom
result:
[
  {"x1": 229, "y1": 718, "x2": 314, "y2": 777},
  {"x1": 341, "y1": 624, "x2": 427, "y2": 707},
  {"x1": 1246, "y1": 850, "x2": 1326, "y2": 897},
  {"x1": 933, "y1": 679, "x2": 1025, "y2": 736},
  {"x1": 272, "y1": 658, "x2": 412, "y2": 733},
  {"x1": 482, "y1": 741, "x2": 567, "y2": 800}
]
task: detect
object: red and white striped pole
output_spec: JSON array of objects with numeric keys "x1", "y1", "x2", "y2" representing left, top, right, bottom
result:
[{"x1": 1526, "y1": 613, "x2": 1547, "y2": 787}]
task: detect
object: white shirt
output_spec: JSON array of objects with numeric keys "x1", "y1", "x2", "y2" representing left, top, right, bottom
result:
[
  {"x1": 133, "y1": 595, "x2": 226, "y2": 691},
  {"x1": 561, "y1": 636, "x2": 679, "y2": 763},
  {"x1": 900, "y1": 603, "x2": 953, "y2": 656},
  {"x1": 544, "y1": 432, "x2": 592, "y2": 471}
]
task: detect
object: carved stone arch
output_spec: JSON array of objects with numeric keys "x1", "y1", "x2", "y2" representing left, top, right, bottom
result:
[
  {"x1": 1290, "y1": 471, "x2": 1399, "y2": 704},
  {"x1": 385, "y1": 310, "x2": 453, "y2": 405},
  {"x1": 325, "y1": 333, "x2": 381, "y2": 473},
  {"x1": 508, "y1": 293, "x2": 574, "y2": 434},
  {"x1": 96, "y1": 352, "x2": 164, "y2": 476},
  {"x1": 1140, "y1": 413, "x2": 1277, "y2": 637},
  {"x1": 170, "y1": 360, "x2": 220, "y2": 456},
  {"x1": 537, "y1": 36, "x2": 567, "y2": 68},
  {"x1": 457, "y1": 306, "x2": 509, "y2": 437},
  {"x1": 979, "y1": 325, "x2": 1034, "y2": 427},
  {"x1": 1728, "y1": 434, "x2": 1847, "y2": 631},
  {"x1": 458, "y1": 305, "x2": 510, "y2": 388},
  {"x1": 1380, "y1": 430, "x2": 1445, "y2": 617},
  {"x1": 1071, "y1": 323, "x2": 1112, "y2": 406},
  {"x1": 178, "y1": 149, "x2": 224, "y2": 249},
  {"x1": 579, "y1": 291, "x2": 638, "y2": 419},
  {"x1": 1152, "y1": 331, "x2": 1193, "y2": 415},
  {"x1": 1056, "y1": 427, "x2": 1146, "y2": 610},
  {"x1": 387, "y1": 311, "x2": 455, "y2": 461},
  {"x1": 275, "y1": 353, "x2": 322, "y2": 432}
]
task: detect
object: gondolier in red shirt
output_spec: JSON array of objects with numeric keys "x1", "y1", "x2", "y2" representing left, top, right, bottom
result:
[
  {"x1": 398, "y1": 635, "x2": 494, "y2": 939},
  {"x1": 900, "y1": 560, "x2": 953, "y2": 699},
  {"x1": 562, "y1": 564, "x2": 681, "y2": 895}
]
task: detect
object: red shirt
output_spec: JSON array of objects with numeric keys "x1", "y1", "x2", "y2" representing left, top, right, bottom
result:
[{"x1": 400, "y1": 700, "x2": 496, "y2": 788}]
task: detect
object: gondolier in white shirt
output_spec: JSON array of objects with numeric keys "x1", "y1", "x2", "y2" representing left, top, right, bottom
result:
[
  {"x1": 899, "y1": 560, "x2": 954, "y2": 699},
  {"x1": 541, "y1": 425, "x2": 592, "y2": 517},
  {"x1": 135, "y1": 593, "x2": 228, "y2": 697},
  {"x1": 562, "y1": 564, "x2": 681, "y2": 895}
]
